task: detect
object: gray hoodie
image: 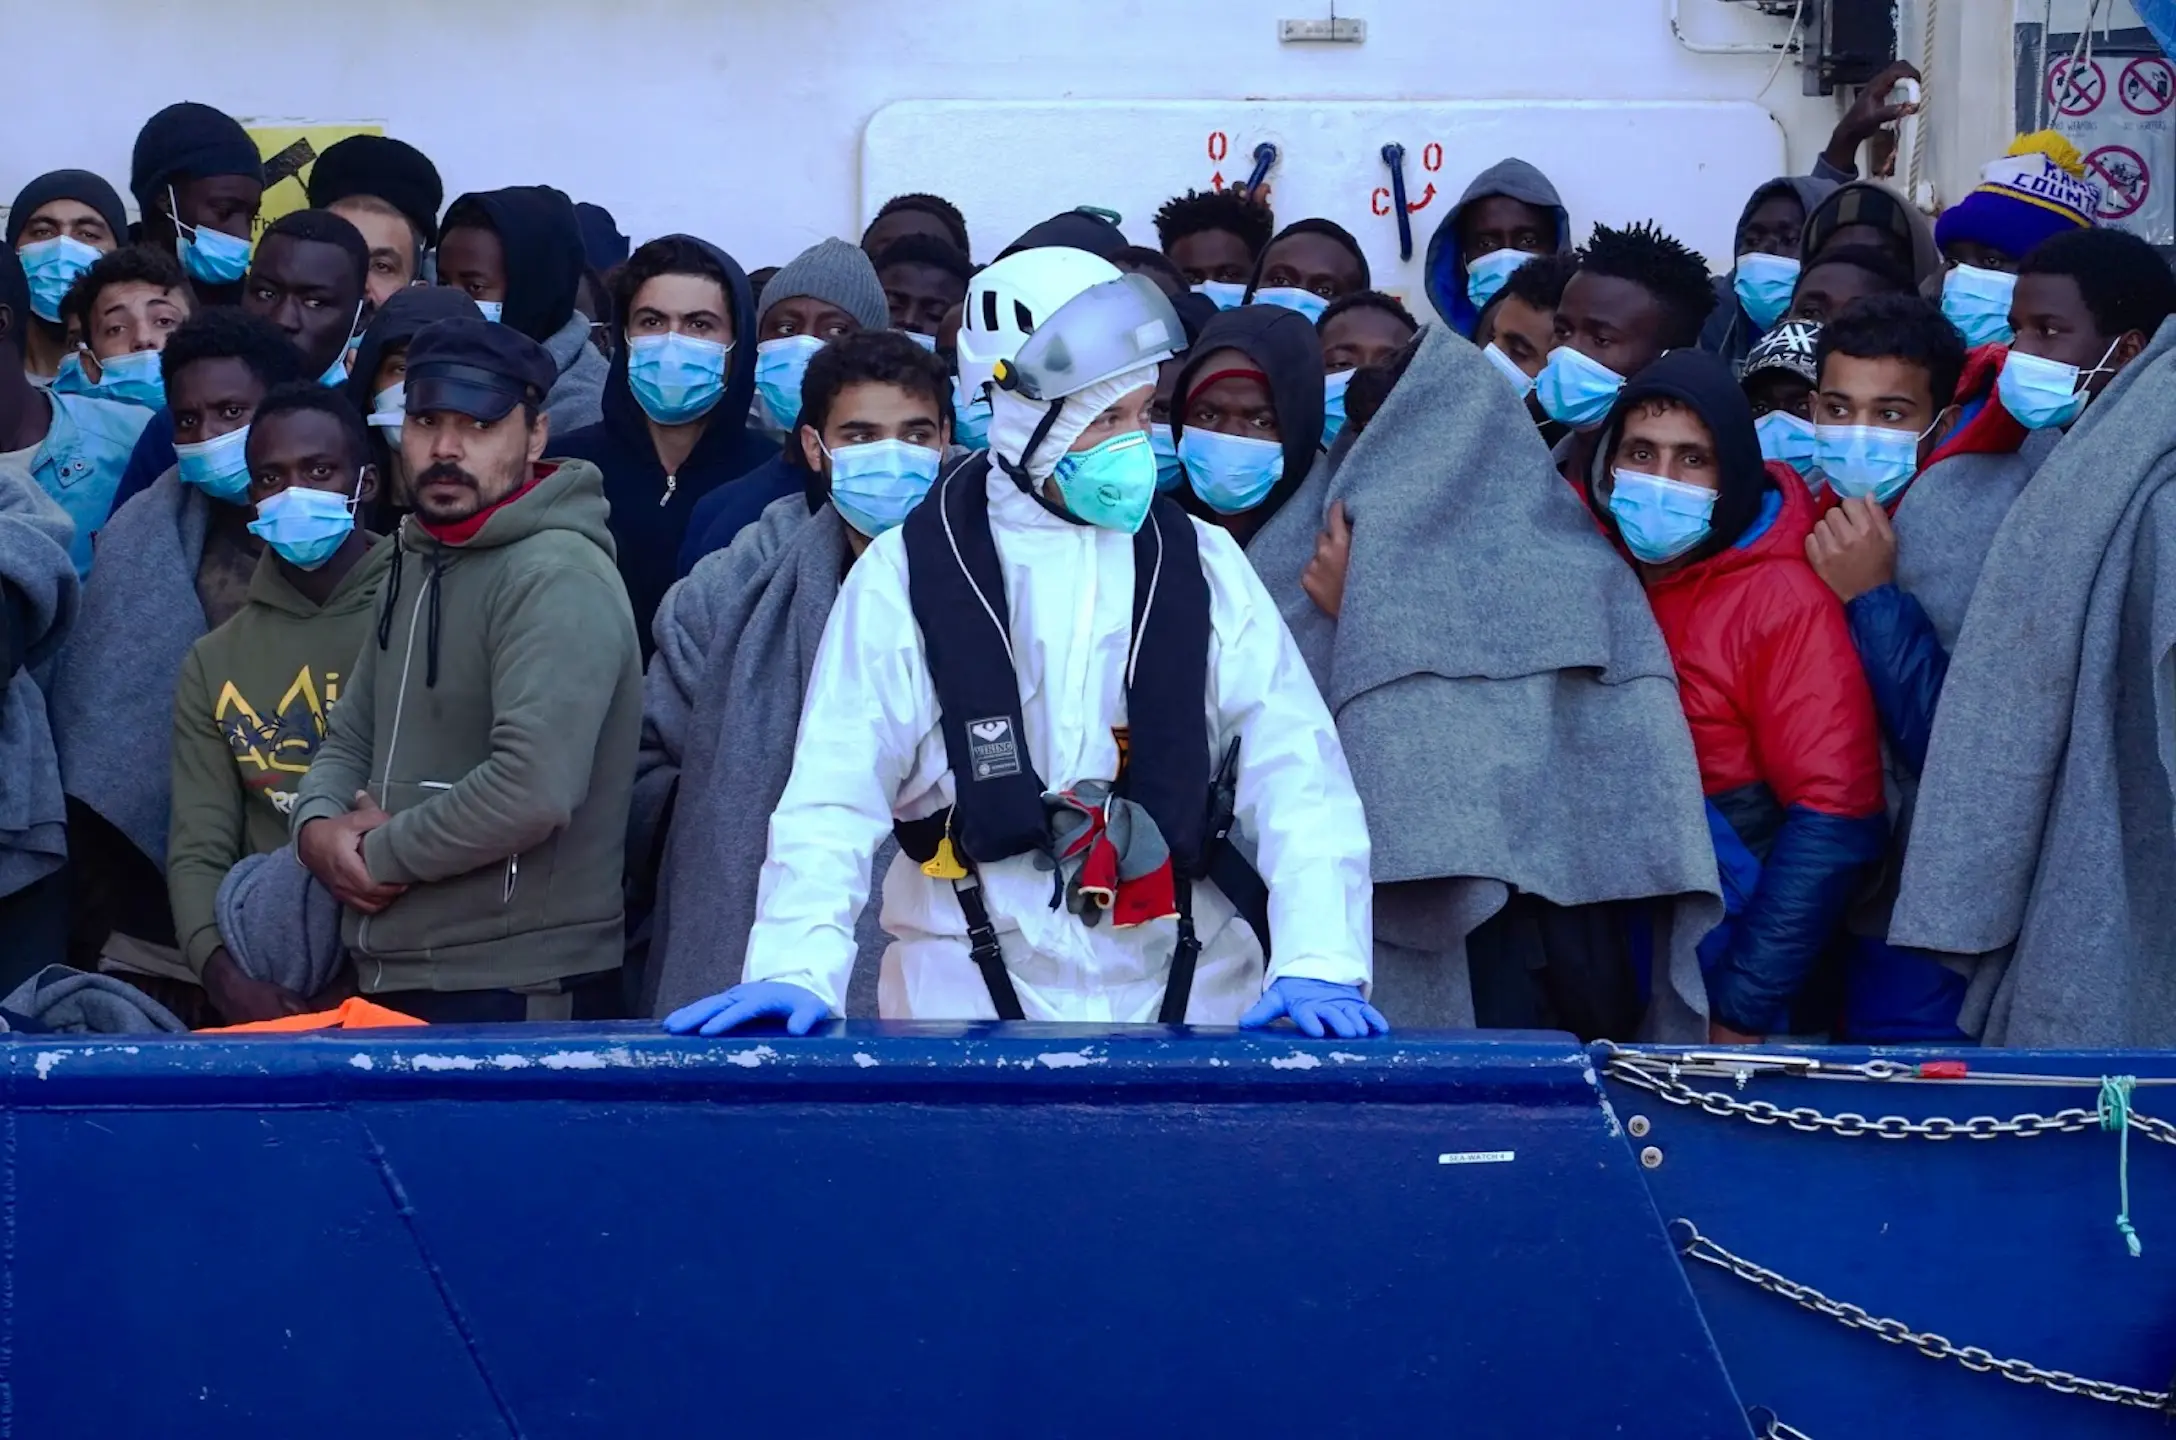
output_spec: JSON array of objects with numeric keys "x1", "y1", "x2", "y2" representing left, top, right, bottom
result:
[
  {"x1": 1699, "y1": 175, "x2": 1842, "y2": 373},
  {"x1": 0, "y1": 463, "x2": 77, "y2": 902}
]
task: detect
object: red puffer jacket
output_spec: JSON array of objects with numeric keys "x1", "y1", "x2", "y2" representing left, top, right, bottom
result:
[
  {"x1": 1645, "y1": 465, "x2": 1889, "y2": 1033},
  {"x1": 1647, "y1": 467, "x2": 1884, "y2": 816}
]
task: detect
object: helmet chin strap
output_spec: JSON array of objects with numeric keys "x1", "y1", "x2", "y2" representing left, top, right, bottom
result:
[{"x1": 996, "y1": 395, "x2": 1089, "y2": 526}]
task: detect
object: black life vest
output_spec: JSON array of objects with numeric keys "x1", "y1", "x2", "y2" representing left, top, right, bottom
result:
[
  {"x1": 894, "y1": 454, "x2": 1269, "y2": 1022},
  {"x1": 900, "y1": 452, "x2": 1213, "y2": 873}
]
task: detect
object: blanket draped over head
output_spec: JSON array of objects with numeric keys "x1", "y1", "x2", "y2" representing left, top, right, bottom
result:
[
  {"x1": 1893, "y1": 319, "x2": 2176, "y2": 1047},
  {"x1": 1245, "y1": 324, "x2": 1720, "y2": 1031}
]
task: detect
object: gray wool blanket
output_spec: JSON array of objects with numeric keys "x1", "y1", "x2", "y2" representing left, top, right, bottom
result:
[
  {"x1": 1894, "y1": 428, "x2": 2061, "y2": 649},
  {"x1": 1893, "y1": 320, "x2": 2176, "y2": 1046},
  {"x1": 0, "y1": 464, "x2": 78, "y2": 902},
  {"x1": 542, "y1": 311, "x2": 609, "y2": 434},
  {"x1": 214, "y1": 847, "x2": 345, "y2": 999},
  {"x1": 48, "y1": 467, "x2": 208, "y2": 867},
  {"x1": 1, "y1": 964, "x2": 184, "y2": 1034},
  {"x1": 1247, "y1": 323, "x2": 1720, "y2": 1033},
  {"x1": 639, "y1": 495, "x2": 890, "y2": 1018}
]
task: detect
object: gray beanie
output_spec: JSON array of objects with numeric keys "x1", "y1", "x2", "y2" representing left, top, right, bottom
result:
[{"x1": 757, "y1": 238, "x2": 890, "y2": 332}]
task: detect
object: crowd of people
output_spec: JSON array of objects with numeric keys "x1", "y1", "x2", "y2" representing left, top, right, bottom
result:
[{"x1": 3, "y1": 77, "x2": 2172, "y2": 1048}]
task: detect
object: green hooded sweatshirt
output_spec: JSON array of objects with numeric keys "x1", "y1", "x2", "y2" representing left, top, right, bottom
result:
[
  {"x1": 167, "y1": 537, "x2": 396, "y2": 975},
  {"x1": 290, "y1": 460, "x2": 642, "y2": 993}
]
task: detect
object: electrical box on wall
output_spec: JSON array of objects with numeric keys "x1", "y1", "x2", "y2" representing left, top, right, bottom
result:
[{"x1": 1805, "y1": 0, "x2": 1898, "y2": 94}]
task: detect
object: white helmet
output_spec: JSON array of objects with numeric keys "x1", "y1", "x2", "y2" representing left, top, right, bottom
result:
[{"x1": 955, "y1": 246, "x2": 1123, "y2": 405}]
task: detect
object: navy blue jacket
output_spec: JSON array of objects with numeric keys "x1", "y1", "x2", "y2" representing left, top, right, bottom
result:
[
  {"x1": 675, "y1": 452, "x2": 803, "y2": 577},
  {"x1": 552, "y1": 236, "x2": 776, "y2": 657},
  {"x1": 104, "y1": 409, "x2": 176, "y2": 521}
]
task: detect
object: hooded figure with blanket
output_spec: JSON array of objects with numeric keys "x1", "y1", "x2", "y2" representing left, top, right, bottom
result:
[
  {"x1": 1169, "y1": 304, "x2": 1324, "y2": 547},
  {"x1": 1422, "y1": 159, "x2": 1571, "y2": 339},
  {"x1": 1246, "y1": 321, "x2": 1722, "y2": 1037},
  {"x1": 556, "y1": 234, "x2": 777, "y2": 653},
  {"x1": 637, "y1": 330, "x2": 958, "y2": 1018},
  {"x1": 435, "y1": 185, "x2": 609, "y2": 432},
  {"x1": 1585, "y1": 349, "x2": 1887, "y2": 1041},
  {"x1": 0, "y1": 462, "x2": 79, "y2": 990},
  {"x1": 1892, "y1": 312, "x2": 2176, "y2": 1046},
  {"x1": 664, "y1": 268, "x2": 1378, "y2": 1039}
]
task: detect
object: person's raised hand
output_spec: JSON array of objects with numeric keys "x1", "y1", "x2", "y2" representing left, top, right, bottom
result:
[
  {"x1": 1823, "y1": 61, "x2": 1922, "y2": 175},
  {"x1": 1301, "y1": 500, "x2": 1353, "y2": 618},
  {"x1": 1804, "y1": 495, "x2": 1896, "y2": 603},
  {"x1": 1240, "y1": 977, "x2": 1389, "y2": 1038},
  {"x1": 296, "y1": 790, "x2": 408, "y2": 914},
  {"x1": 664, "y1": 981, "x2": 831, "y2": 1037}
]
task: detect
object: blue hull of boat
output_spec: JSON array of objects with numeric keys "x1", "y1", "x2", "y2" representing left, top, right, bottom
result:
[{"x1": 7, "y1": 1024, "x2": 2168, "y2": 1437}]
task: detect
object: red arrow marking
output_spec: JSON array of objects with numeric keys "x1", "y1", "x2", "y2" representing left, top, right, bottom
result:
[{"x1": 1405, "y1": 182, "x2": 1437, "y2": 213}]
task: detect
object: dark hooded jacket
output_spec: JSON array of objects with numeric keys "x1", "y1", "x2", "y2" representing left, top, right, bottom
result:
[
  {"x1": 1587, "y1": 350, "x2": 1886, "y2": 1035},
  {"x1": 1424, "y1": 159, "x2": 1571, "y2": 337},
  {"x1": 1169, "y1": 304, "x2": 1325, "y2": 542},
  {"x1": 553, "y1": 236, "x2": 776, "y2": 655},
  {"x1": 441, "y1": 186, "x2": 608, "y2": 431},
  {"x1": 1699, "y1": 175, "x2": 1841, "y2": 373},
  {"x1": 344, "y1": 287, "x2": 479, "y2": 533}
]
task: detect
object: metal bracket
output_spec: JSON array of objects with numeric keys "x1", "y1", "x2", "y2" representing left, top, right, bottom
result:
[{"x1": 1280, "y1": 16, "x2": 1367, "y2": 43}]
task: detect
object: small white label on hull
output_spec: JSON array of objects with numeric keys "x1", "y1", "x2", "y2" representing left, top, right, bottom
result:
[{"x1": 1438, "y1": 1150, "x2": 1516, "y2": 1165}]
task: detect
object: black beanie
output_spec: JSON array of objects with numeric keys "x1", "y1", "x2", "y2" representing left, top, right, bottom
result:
[
  {"x1": 307, "y1": 135, "x2": 444, "y2": 246},
  {"x1": 6, "y1": 170, "x2": 129, "y2": 249},
  {"x1": 130, "y1": 101, "x2": 264, "y2": 212}
]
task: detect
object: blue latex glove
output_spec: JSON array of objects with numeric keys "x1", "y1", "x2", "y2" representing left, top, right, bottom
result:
[
  {"x1": 1239, "y1": 977, "x2": 1389, "y2": 1038},
  {"x1": 663, "y1": 981, "x2": 830, "y2": 1037}
]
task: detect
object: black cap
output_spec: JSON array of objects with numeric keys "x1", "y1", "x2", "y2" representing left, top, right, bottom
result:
[
  {"x1": 307, "y1": 135, "x2": 443, "y2": 246},
  {"x1": 403, "y1": 317, "x2": 557, "y2": 422}
]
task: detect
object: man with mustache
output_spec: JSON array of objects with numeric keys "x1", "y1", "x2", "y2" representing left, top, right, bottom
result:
[{"x1": 292, "y1": 318, "x2": 643, "y2": 1021}]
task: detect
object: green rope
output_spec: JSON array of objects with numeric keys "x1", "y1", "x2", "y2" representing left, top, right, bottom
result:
[{"x1": 2101, "y1": 1075, "x2": 2144, "y2": 1259}]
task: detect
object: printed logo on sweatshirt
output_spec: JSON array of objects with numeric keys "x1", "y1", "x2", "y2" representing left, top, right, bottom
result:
[
  {"x1": 968, "y1": 716, "x2": 1021, "y2": 780},
  {"x1": 215, "y1": 665, "x2": 341, "y2": 778}
]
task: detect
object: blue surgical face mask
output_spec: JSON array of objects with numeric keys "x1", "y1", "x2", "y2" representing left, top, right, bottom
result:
[
  {"x1": 18, "y1": 234, "x2": 103, "y2": 324},
  {"x1": 170, "y1": 187, "x2": 252, "y2": 286},
  {"x1": 474, "y1": 298, "x2": 504, "y2": 323},
  {"x1": 1193, "y1": 281, "x2": 1247, "y2": 312},
  {"x1": 1251, "y1": 286, "x2": 1330, "y2": 323},
  {"x1": 1180, "y1": 426, "x2": 1285, "y2": 515},
  {"x1": 58, "y1": 347, "x2": 167, "y2": 409},
  {"x1": 1754, "y1": 410, "x2": 1817, "y2": 476},
  {"x1": 627, "y1": 331, "x2": 732, "y2": 424},
  {"x1": 1053, "y1": 429, "x2": 1159, "y2": 534},
  {"x1": 1813, "y1": 421, "x2": 1929, "y2": 504},
  {"x1": 1485, "y1": 341, "x2": 1535, "y2": 399},
  {"x1": 1733, "y1": 252, "x2": 1800, "y2": 333},
  {"x1": 1941, "y1": 264, "x2": 2017, "y2": 348},
  {"x1": 1608, "y1": 468, "x2": 1718, "y2": 564},
  {"x1": 249, "y1": 474, "x2": 362, "y2": 570},
  {"x1": 1996, "y1": 340, "x2": 2119, "y2": 431},
  {"x1": 952, "y1": 376, "x2": 992, "y2": 450},
  {"x1": 756, "y1": 334, "x2": 826, "y2": 430},
  {"x1": 1149, "y1": 423, "x2": 1183, "y2": 491},
  {"x1": 903, "y1": 329, "x2": 938, "y2": 353},
  {"x1": 825, "y1": 437, "x2": 942, "y2": 538},
  {"x1": 1465, "y1": 247, "x2": 1531, "y2": 314},
  {"x1": 369, "y1": 381, "x2": 405, "y2": 433},
  {"x1": 1537, "y1": 345, "x2": 1625, "y2": 430},
  {"x1": 173, "y1": 424, "x2": 255, "y2": 504},
  {"x1": 1322, "y1": 368, "x2": 1355, "y2": 448}
]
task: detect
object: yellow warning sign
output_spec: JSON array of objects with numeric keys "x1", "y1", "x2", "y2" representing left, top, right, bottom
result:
[{"x1": 243, "y1": 122, "x2": 385, "y2": 238}]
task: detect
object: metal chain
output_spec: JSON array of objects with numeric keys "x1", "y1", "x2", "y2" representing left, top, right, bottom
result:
[
  {"x1": 1603, "y1": 1051, "x2": 2176, "y2": 1146},
  {"x1": 1676, "y1": 1220, "x2": 2173, "y2": 1413}
]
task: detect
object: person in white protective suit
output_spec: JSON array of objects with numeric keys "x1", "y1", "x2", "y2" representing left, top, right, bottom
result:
[{"x1": 663, "y1": 263, "x2": 1383, "y2": 1038}]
